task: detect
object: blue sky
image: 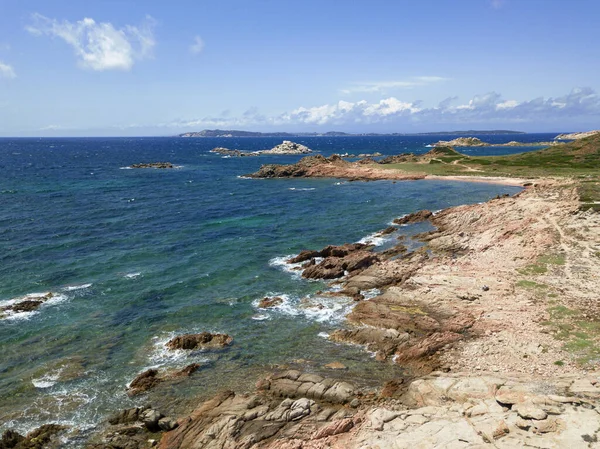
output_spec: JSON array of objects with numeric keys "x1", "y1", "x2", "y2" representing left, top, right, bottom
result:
[{"x1": 0, "y1": 0, "x2": 599, "y2": 136}]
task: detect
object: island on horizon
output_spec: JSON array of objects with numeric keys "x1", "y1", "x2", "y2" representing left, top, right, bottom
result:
[{"x1": 178, "y1": 129, "x2": 528, "y2": 138}]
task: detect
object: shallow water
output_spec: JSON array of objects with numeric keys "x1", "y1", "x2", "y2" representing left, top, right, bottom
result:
[{"x1": 0, "y1": 135, "x2": 536, "y2": 437}]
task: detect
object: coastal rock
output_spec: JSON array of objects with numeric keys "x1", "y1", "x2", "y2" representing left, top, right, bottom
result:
[
  {"x1": 264, "y1": 140, "x2": 312, "y2": 155},
  {"x1": 108, "y1": 406, "x2": 148, "y2": 425},
  {"x1": 0, "y1": 424, "x2": 67, "y2": 449},
  {"x1": 323, "y1": 362, "x2": 347, "y2": 370},
  {"x1": 130, "y1": 162, "x2": 174, "y2": 169},
  {"x1": 555, "y1": 130, "x2": 600, "y2": 140},
  {"x1": 209, "y1": 147, "x2": 257, "y2": 157},
  {"x1": 393, "y1": 210, "x2": 433, "y2": 225},
  {"x1": 128, "y1": 369, "x2": 161, "y2": 396},
  {"x1": 288, "y1": 243, "x2": 370, "y2": 264},
  {"x1": 302, "y1": 251, "x2": 379, "y2": 280},
  {"x1": 165, "y1": 332, "x2": 233, "y2": 350},
  {"x1": 141, "y1": 408, "x2": 164, "y2": 431},
  {"x1": 258, "y1": 296, "x2": 283, "y2": 308},
  {"x1": 247, "y1": 154, "x2": 427, "y2": 181},
  {"x1": 5, "y1": 300, "x2": 43, "y2": 313},
  {"x1": 433, "y1": 137, "x2": 489, "y2": 147}
]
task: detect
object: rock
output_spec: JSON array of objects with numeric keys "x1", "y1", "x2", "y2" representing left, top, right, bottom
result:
[
  {"x1": 313, "y1": 417, "x2": 354, "y2": 439},
  {"x1": 158, "y1": 417, "x2": 179, "y2": 432},
  {"x1": 108, "y1": 406, "x2": 148, "y2": 425},
  {"x1": 324, "y1": 362, "x2": 347, "y2": 370},
  {"x1": 130, "y1": 162, "x2": 174, "y2": 169},
  {"x1": 165, "y1": 332, "x2": 233, "y2": 350},
  {"x1": 257, "y1": 296, "x2": 283, "y2": 309},
  {"x1": 209, "y1": 147, "x2": 258, "y2": 157},
  {"x1": 492, "y1": 420, "x2": 510, "y2": 439},
  {"x1": 302, "y1": 251, "x2": 379, "y2": 280},
  {"x1": 432, "y1": 137, "x2": 489, "y2": 147},
  {"x1": 172, "y1": 363, "x2": 201, "y2": 377},
  {"x1": 0, "y1": 429, "x2": 24, "y2": 448},
  {"x1": 262, "y1": 141, "x2": 312, "y2": 155},
  {"x1": 515, "y1": 418, "x2": 532, "y2": 430},
  {"x1": 380, "y1": 379, "x2": 404, "y2": 398},
  {"x1": 514, "y1": 402, "x2": 548, "y2": 420},
  {"x1": 393, "y1": 210, "x2": 433, "y2": 225},
  {"x1": 1, "y1": 424, "x2": 67, "y2": 449},
  {"x1": 533, "y1": 417, "x2": 561, "y2": 434},
  {"x1": 7, "y1": 300, "x2": 44, "y2": 313},
  {"x1": 128, "y1": 369, "x2": 162, "y2": 396},
  {"x1": 141, "y1": 409, "x2": 163, "y2": 432},
  {"x1": 378, "y1": 226, "x2": 397, "y2": 236}
]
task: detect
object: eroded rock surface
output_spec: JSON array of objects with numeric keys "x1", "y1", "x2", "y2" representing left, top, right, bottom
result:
[{"x1": 166, "y1": 333, "x2": 233, "y2": 350}]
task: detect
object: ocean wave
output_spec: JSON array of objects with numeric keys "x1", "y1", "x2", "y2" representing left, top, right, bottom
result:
[
  {"x1": 288, "y1": 187, "x2": 316, "y2": 191},
  {"x1": 62, "y1": 283, "x2": 92, "y2": 292},
  {"x1": 32, "y1": 371, "x2": 61, "y2": 389},
  {"x1": 119, "y1": 166, "x2": 133, "y2": 170},
  {"x1": 269, "y1": 256, "x2": 304, "y2": 279},
  {"x1": 124, "y1": 272, "x2": 141, "y2": 279},
  {"x1": 1, "y1": 292, "x2": 68, "y2": 321},
  {"x1": 147, "y1": 332, "x2": 213, "y2": 368},
  {"x1": 252, "y1": 293, "x2": 353, "y2": 324}
]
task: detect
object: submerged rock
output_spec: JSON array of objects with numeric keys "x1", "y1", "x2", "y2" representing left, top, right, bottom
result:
[
  {"x1": 165, "y1": 332, "x2": 233, "y2": 350},
  {"x1": 130, "y1": 162, "x2": 174, "y2": 169},
  {"x1": 258, "y1": 296, "x2": 284, "y2": 309}
]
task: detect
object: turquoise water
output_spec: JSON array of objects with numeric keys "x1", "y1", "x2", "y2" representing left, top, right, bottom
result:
[{"x1": 0, "y1": 135, "x2": 532, "y2": 438}]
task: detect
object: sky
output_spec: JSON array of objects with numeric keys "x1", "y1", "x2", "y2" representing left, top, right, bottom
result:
[{"x1": 0, "y1": 0, "x2": 599, "y2": 136}]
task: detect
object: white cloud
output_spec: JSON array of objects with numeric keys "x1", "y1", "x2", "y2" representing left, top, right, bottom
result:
[
  {"x1": 341, "y1": 76, "x2": 447, "y2": 94},
  {"x1": 0, "y1": 61, "x2": 16, "y2": 79},
  {"x1": 190, "y1": 36, "x2": 205, "y2": 54},
  {"x1": 40, "y1": 124, "x2": 63, "y2": 131},
  {"x1": 162, "y1": 87, "x2": 600, "y2": 130},
  {"x1": 490, "y1": 0, "x2": 507, "y2": 9},
  {"x1": 26, "y1": 13, "x2": 156, "y2": 71}
]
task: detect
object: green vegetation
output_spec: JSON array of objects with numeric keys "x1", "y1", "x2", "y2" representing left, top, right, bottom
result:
[
  {"x1": 377, "y1": 134, "x2": 600, "y2": 187},
  {"x1": 516, "y1": 280, "x2": 547, "y2": 289},
  {"x1": 518, "y1": 253, "x2": 566, "y2": 275},
  {"x1": 541, "y1": 304, "x2": 600, "y2": 366}
]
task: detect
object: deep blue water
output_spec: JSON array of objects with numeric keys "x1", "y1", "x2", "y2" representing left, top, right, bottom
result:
[{"x1": 0, "y1": 134, "x2": 542, "y2": 438}]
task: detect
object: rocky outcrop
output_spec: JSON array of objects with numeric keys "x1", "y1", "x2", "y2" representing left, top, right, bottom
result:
[
  {"x1": 0, "y1": 424, "x2": 67, "y2": 449},
  {"x1": 434, "y1": 137, "x2": 489, "y2": 147},
  {"x1": 130, "y1": 162, "x2": 175, "y2": 169},
  {"x1": 127, "y1": 364, "x2": 201, "y2": 396},
  {"x1": 1, "y1": 292, "x2": 54, "y2": 319},
  {"x1": 393, "y1": 209, "x2": 433, "y2": 225},
  {"x1": 157, "y1": 370, "x2": 360, "y2": 449},
  {"x1": 166, "y1": 332, "x2": 233, "y2": 350},
  {"x1": 257, "y1": 296, "x2": 283, "y2": 309},
  {"x1": 264, "y1": 141, "x2": 312, "y2": 155},
  {"x1": 555, "y1": 130, "x2": 600, "y2": 140},
  {"x1": 247, "y1": 154, "x2": 427, "y2": 181},
  {"x1": 210, "y1": 147, "x2": 257, "y2": 157},
  {"x1": 211, "y1": 141, "x2": 312, "y2": 157},
  {"x1": 287, "y1": 243, "x2": 379, "y2": 280}
]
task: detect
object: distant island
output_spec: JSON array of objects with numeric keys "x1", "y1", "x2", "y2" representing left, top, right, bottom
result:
[{"x1": 178, "y1": 129, "x2": 526, "y2": 138}]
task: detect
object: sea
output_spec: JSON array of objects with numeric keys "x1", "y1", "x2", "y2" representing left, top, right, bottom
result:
[{"x1": 0, "y1": 133, "x2": 555, "y2": 442}]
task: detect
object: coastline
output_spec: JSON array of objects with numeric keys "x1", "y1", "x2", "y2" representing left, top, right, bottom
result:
[
  {"x1": 85, "y1": 172, "x2": 599, "y2": 448},
  {"x1": 3, "y1": 142, "x2": 599, "y2": 447}
]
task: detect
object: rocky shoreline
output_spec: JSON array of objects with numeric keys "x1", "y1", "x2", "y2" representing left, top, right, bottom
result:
[{"x1": 4, "y1": 170, "x2": 599, "y2": 447}]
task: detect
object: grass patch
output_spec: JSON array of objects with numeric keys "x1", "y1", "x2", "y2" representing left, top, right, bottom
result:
[
  {"x1": 553, "y1": 360, "x2": 564, "y2": 366},
  {"x1": 541, "y1": 304, "x2": 600, "y2": 367},
  {"x1": 518, "y1": 253, "x2": 566, "y2": 276},
  {"x1": 516, "y1": 280, "x2": 547, "y2": 289}
]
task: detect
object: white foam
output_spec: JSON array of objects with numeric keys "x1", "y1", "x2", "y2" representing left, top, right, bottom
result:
[
  {"x1": 357, "y1": 232, "x2": 392, "y2": 247},
  {"x1": 32, "y1": 372, "x2": 61, "y2": 389},
  {"x1": 148, "y1": 332, "x2": 212, "y2": 367},
  {"x1": 119, "y1": 166, "x2": 133, "y2": 170},
  {"x1": 362, "y1": 288, "x2": 381, "y2": 300},
  {"x1": 251, "y1": 314, "x2": 271, "y2": 321},
  {"x1": 124, "y1": 272, "x2": 141, "y2": 279},
  {"x1": 1, "y1": 292, "x2": 68, "y2": 320},
  {"x1": 62, "y1": 283, "x2": 92, "y2": 292},
  {"x1": 253, "y1": 293, "x2": 353, "y2": 324},
  {"x1": 269, "y1": 256, "x2": 304, "y2": 279},
  {"x1": 317, "y1": 332, "x2": 329, "y2": 339},
  {"x1": 288, "y1": 187, "x2": 316, "y2": 191}
]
